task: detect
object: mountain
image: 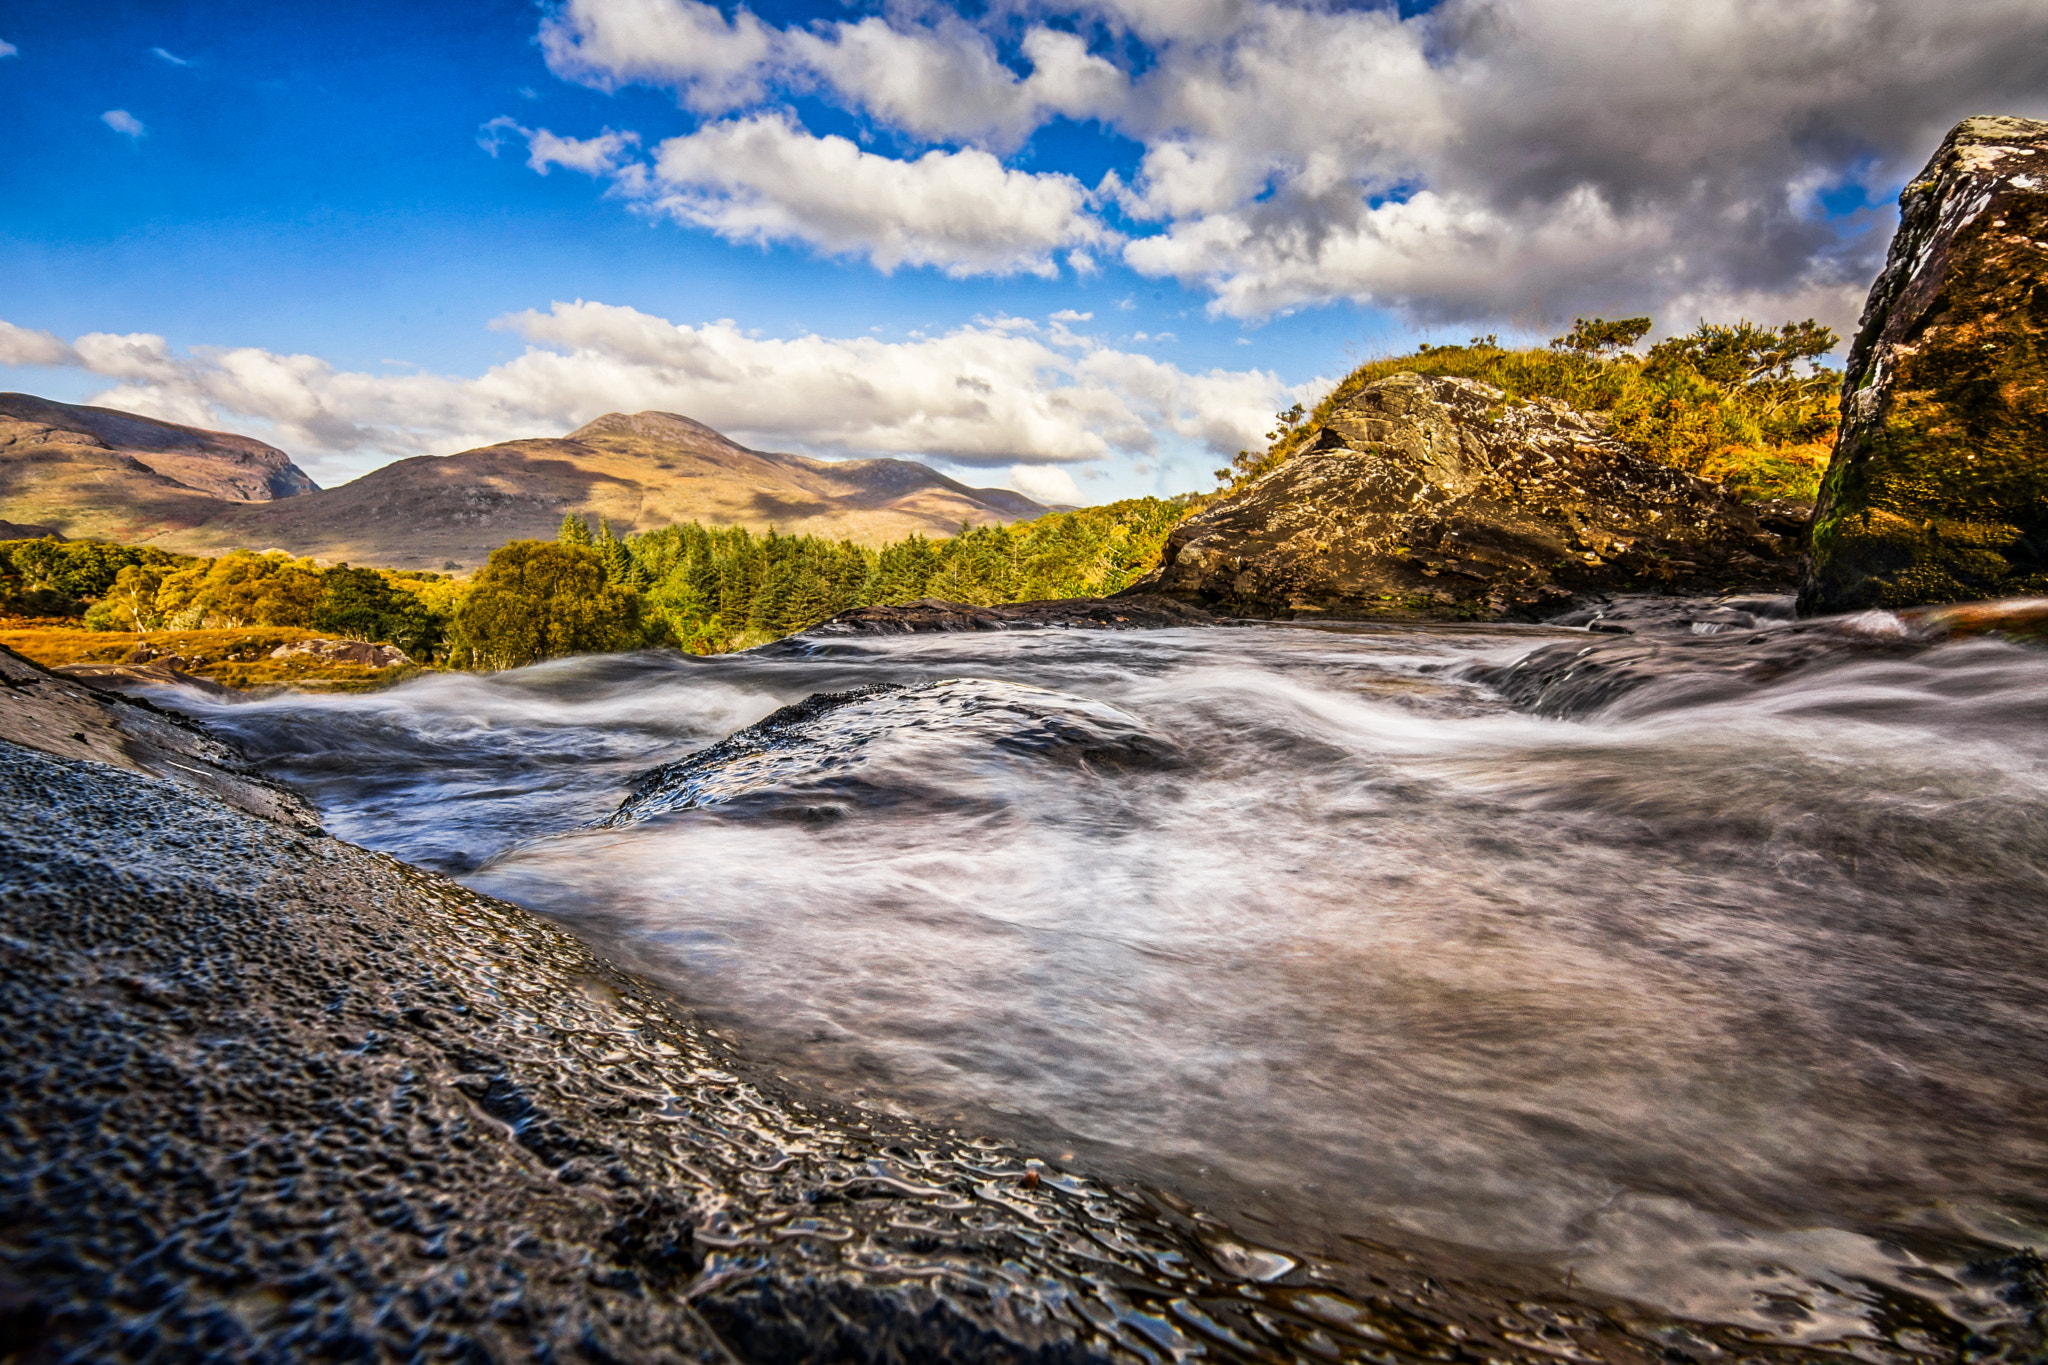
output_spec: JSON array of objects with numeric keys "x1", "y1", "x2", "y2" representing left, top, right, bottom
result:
[
  {"x1": 0, "y1": 393, "x2": 319, "y2": 543},
  {"x1": 152, "y1": 410, "x2": 1049, "y2": 568}
]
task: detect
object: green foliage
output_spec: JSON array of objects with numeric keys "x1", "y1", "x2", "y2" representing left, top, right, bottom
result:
[
  {"x1": 557, "y1": 513, "x2": 593, "y2": 546},
  {"x1": 1551, "y1": 316, "x2": 1653, "y2": 355},
  {"x1": 453, "y1": 540, "x2": 641, "y2": 669},
  {"x1": 1215, "y1": 317, "x2": 1842, "y2": 502},
  {"x1": 629, "y1": 497, "x2": 1191, "y2": 653},
  {"x1": 312, "y1": 566, "x2": 445, "y2": 655},
  {"x1": 0, "y1": 538, "x2": 188, "y2": 616}
]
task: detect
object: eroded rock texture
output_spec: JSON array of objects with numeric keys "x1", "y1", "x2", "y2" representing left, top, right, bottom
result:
[
  {"x1": 1803, "y1": 116, "x2": 2048, "y2": 613},
  {"x1": 1137, "y1": 374, "x2": 1800, "y2": 620}
]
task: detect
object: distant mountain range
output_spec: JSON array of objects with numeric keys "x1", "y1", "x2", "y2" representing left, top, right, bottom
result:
[{"x1": 0, "y1": 396, "x2": 1050, "y2": 568}]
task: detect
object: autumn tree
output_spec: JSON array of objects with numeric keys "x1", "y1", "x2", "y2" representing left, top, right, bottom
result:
[{"x1": 453, "y1": 541, "x2": 640, "y2": 669}]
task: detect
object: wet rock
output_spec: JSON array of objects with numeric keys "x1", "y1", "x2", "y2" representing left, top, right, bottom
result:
[
  {"x1": 1135, "y1": 373, "x2": 1800, "y2": 621},
  {"x1": 268, "y1": 636, "x2": 411, "y2": 667},
  {"x1": 805, "y1": 593, "x2": 1214, "y2": 636},
  {"x1": 54, "y1": 660, "x2": 240, "y2": 699},
  {"x1": 1469, "y1": 595, "x2": 2048, "y2": 719},
  {"x1": 608, "y1": 679, "x2": 1175, "y2": 826},
  {"x1": 1803, "y1": 116, "x2": 2048, "y2": 614},
  {"x1": 1, "y1": 642, "x2": 315, "y2": 827}
]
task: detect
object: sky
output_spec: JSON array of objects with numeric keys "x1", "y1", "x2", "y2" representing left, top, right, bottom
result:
[{"x1": 2, "y1": 1, "x2": 2045, "y2": 504}]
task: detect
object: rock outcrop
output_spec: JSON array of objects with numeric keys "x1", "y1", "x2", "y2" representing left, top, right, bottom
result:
[
  {"x1": 1137, "y1": 373, "x2": 1802, "y2": 620},
  {"x1": 1802, "y1": 116, "x2": 2048, "y2": 614}
]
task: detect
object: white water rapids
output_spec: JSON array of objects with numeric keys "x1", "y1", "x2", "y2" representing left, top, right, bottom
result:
[{"x1": 176, "y1": 618, "x2": 2048, "y2": 1351}]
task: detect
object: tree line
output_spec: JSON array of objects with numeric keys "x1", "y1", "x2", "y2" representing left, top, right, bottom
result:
[{"x1": 0, "y1": 495, "x2": 1192, "y2": 669}]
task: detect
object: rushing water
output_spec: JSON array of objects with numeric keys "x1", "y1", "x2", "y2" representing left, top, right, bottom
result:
[{"x1": 173, "y1": 615, "x2": 2048, "y2": 1352}]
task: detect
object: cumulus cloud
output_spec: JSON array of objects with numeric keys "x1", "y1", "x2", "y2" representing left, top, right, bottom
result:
[
  {"x1": 512, "y1": 0, "x2": 2048, "y2": 330},
  {"x1": 0, "y1": 305, "x2": 1304, "y2": 488},
  {"x1": 101, "y1": 109, "x2": 146, "y2": 138},
  {"x1": 1009, "y1": 464, "x2": 1082, "y2": 504},
  {"x1": 496, "y1": 110, "x2": 1118, "y2": 276},
  {"x1": 0, "y1": 322, "x2": 77, "y2": 368}
]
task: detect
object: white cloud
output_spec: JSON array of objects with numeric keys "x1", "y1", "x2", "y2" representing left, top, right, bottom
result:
[
  {"x1": 509, "y1": 0, "x2": 2048, "y2": 332},
  {"x1": 0, "y1": 39, "x2": 18, "y2": 58},
  {"x1": 636, "y1": 112, "x2": 1116, "y2": 277},
  {"x1": 0, "y1": 304, "x2": 1301, "y2": 491},
  {"x1": 480, "y1": 117, "x2": 640, "y2": 176},
  {"x1": 538, "y1": 0, "x2": 773, "y2": 113},
  {"x1": 101, "y1": 109, "x2": 146, "y2": 138},
  {"x1": 0, "y1": 322, "x2": 78, "y2": 367},
  {"x1": 1009, "y1": 464, "x2": 1082, "y2": 504},
  {"x1": 152, "y1": 46, "x2": 190, "y2": 66}
]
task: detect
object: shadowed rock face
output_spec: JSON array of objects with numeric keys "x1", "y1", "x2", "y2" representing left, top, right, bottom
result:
[
  {"x1": 1803, "y1": 116, "x2": 2048, "y2": 614},
  {"x1": 1135, "y1": 374, "x2": 1801, "y2": 621}
]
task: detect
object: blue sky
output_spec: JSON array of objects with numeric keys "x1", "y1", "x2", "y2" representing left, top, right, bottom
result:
[{"x1": 2, "y1": 0, "x2": 2042, "y2": 501}]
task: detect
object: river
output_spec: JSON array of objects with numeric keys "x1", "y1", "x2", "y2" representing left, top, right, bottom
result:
[{"x1": 175, "y1": 609, "x2": 2048, "y2": 1355}]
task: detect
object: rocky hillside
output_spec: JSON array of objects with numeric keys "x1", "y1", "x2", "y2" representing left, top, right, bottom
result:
[
  {"x1": 0, "y1": 392, "x2": 319, "y2": 543},
  {"x1": 1135, "y1": 372, "x2": 1803, "y2": 619},
  {"x1": 153, "y1": 409, "x2": 1048, "y2": 568}
]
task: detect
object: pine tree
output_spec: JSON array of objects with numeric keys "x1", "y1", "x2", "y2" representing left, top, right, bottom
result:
[{"x1": 558, "y1": 513, "x2": 592, "y2": 546}]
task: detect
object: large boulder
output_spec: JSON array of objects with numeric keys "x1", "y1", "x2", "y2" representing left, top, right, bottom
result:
[
  {"x1": 1802, "y1": 116, "x2": 2048, "y2": 614},
  {"x1": 1137, "y1": 372, "x2": 1800, "y2": 619}
]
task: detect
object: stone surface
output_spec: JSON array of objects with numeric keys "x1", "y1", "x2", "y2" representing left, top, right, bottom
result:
[
  {"x1": 607, "y1": 679, "x2": 1176, "y2": 826},
  {"x1": 0, "y1": 641, "x2": 314, "y2": 826},
  {"x1": 1135, "y1": 373, "x2": 1801, "y2": 621},
  {"x1": 53, "y1": 659, "x2": 242, "y2": 699},
  {"x1": 805, "y1": 593, "x2": 1215, "y2": 636},
  {"x1": 1803, "y1": 116, "x2": 2048, "y2": 613}
]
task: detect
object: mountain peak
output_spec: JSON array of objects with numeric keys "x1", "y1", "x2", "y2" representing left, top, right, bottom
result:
[{"x1": 568, "y1": 410, "x2": 738, "y2": 448}]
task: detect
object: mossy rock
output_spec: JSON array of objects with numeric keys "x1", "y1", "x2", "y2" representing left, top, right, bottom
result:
[{"x1": 1803, "y1": 115, "x2": 2048, "y2": 613}]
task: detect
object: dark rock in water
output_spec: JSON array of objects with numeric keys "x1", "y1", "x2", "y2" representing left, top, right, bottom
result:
[
  {"x1": 608, "y1": 679, "x2": 1175, "y2": 826},
  {"x1": 1804, "y1": 116, "x2": 2048, "y2": 614},
  {"x1": 1135, "y1": 373, "x2": 1800, "y2": 621},
  {"x1": 806, "y1": 593, "x2": 1214, "y2": 636},
  {"x1": 1470, "y1": 595, "x2": 2048, "y2": 719}
]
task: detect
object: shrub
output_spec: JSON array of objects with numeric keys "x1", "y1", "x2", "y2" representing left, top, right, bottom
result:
[{"x1": 453, "y1": 541, "x2": 641, "y2": 668}]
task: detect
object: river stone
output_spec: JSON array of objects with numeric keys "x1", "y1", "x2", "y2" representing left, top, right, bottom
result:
[
  {"x1": 1802, "y1": 116, "x2": 2048, "y2": 614},
  {"x1": 1134, "y1": 373, "x2": 1800, "y2": 621},
  {"x1": 605, "y1": 679, "x2": 1175, "y2": 826}
]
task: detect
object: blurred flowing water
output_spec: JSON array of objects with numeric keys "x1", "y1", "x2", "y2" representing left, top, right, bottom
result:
[{"x1": 177, "y1": 619, "x2": 2048, "y2": 1351}]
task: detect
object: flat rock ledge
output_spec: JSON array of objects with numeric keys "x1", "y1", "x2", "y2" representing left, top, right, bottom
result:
[{"x1": 804, "y1": 593, "x2": 1216, "y2": 636}]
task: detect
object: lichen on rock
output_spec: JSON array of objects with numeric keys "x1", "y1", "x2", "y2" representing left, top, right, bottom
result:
[
  {"x1": 1802, "y1": 115, "x2": 2048, "y2": 614},
  {"x1": 1134, "y1": 372, "x2": 1800, "y2": 620}
]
